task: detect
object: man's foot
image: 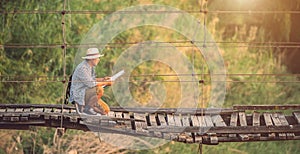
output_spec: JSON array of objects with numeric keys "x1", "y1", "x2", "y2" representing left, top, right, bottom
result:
[{"x1": 83, "y1": 107, "x2": 101, "y2": 116}]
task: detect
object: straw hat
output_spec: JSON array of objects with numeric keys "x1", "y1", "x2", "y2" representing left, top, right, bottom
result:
[{"x1": 82, "y1": 48, "x2": 104, "y2": 59}]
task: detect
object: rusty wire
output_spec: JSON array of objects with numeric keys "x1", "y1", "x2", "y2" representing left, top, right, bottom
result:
[
  {"x1": 1, "y1": 40, "x2": 300, "y2": 48},
  {"x1": 2, "y1": 10, "x2": 300, "y2": 14}
]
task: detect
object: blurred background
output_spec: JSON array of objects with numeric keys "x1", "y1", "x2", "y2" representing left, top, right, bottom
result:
[{"x1": 0, "y1": 0, "x2": 299, "y2": 153}]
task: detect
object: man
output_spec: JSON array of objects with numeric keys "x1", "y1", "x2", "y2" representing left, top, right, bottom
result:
[{"x1": 69, "y1": 48, "x2": 111, "y2": 115}]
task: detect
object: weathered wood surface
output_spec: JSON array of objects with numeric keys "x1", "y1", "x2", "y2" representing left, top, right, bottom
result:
[{"x1": 0, "y1": 104, "x2": 300, "y2": 145}]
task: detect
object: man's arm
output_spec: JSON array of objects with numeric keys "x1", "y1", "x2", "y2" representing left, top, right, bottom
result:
[{"x1": 77, "y1": 67, "x2": 97, "y2": 88}]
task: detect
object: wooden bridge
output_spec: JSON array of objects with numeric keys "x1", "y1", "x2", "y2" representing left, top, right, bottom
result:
[{"x1": 0, "y1": 104, "x2": 299, "y2": 145}]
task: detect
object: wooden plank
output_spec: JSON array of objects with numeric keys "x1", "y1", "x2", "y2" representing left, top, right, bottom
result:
[
  {"x1": 10, "y1": 117, "x2": 20, "y2": 122},
  {"x1": 212, "y1": 115, "x2": 226, "y2": 127},
  {"x1": 50, "y1": 108, "x2": 61, "y2": 119},
  {"x1": 270, "y1": 113, "x2": 281, "y2": 126},
  {"x1": 145, "y1": 113, "x2": 151, "y2": 126},
  {"x1": 173, "y1": 114, "x2": 183, "y2": 141},
  {"x1": 293, "y1": 112, "x2": 300, "y2": 124},
  {"x1": 134, "y1": 113, "x2": 147, "y2": 132},
  {"x1": 157, "y1": 114, "x2": 171, "y2": 139},
  {"x1": 146, "y1": 125, "x2": 300, "y2": 134},
  {"x1": 252, "y1": 112, "x2": 261, "y2": 139},
  {"x1": 234, "y1": 104, "x2": 300, "y2": 110},
  {"x1": 6, "y1": 108, "x2": 15, "y2": 113},
  {"x1": 44, "y1": 108, "x2": 52, "y2": 113},
  {"x1": 23, "y1": 108, "x2": 31, "y2": 114},
  {"x1": 278, "y1": 113, "x2": 295, "y2": 139},
  {"x1": 204, "y1": 115, "x2": 214, "y2": 127},
  {"x1": 15, "y1": 108, "x2": 24, "y2": 112},
  {"x1": 181, "y1": 115, "x2": 192, "y2": 138},
  {"x1": 263, "y1": 113, "x2": 273, "y2": 126},
  {"x1": 177, "y1": 115, "x2": 193, "y2": 142},
  {"x1": 238, "y1": 112, "x2": 249, "y2": 140},
  {"x1": 263, "y1": 113, "x2": 275, "y2": 138},
  {"x1": 197, "y1": 116, "x2": 207, "y2": 135},
  {"x1": 166, "y1": 114, "x2": 175, "y2": 126},
  {"x1": 181, "y1": 115, "x2": 190, "y2": 127},
  {"x1": 70, "y1": 108, "x2": 77, "y2": 114},
  {"x1": 122, "y1": 113, "x2": 132, "y2": 129},
  {"x1": 33, "y1": 108, "x2": 44, "y2": 112},
  {"x1": 148, "y1": 113, "x2": 162, "y2": 138},
  {"x1": 165, "y1": 114, "x2": 178, "y2": 140},
  {"x1": 115, "y1": 112, "x2": 123, "y2": 119},
  {"x1": 190, "y1": 115, "x2": 201, "y2": 142},
  {"x1": 108, "y1": 111, "x2": 115, "y2": 118},
  {"x1": 110, "y1": 107, "x2": 235, "y2": 115},
  {"x1": 174, "y1": 115, "x2": 182, "y2": 126},
  {"x1": 53, "y1": 108, "x2": 62, "y2": 113},
  {"x1": 198, "y1": 116, "x2": 206, "y2": 127},
  {"x1": 230, "y1": 112, "x2": 238, "y2": 126},
  {"x1": 0, "y1": 109, "x2": 6, "y2": 117},
  {"x1": 129, "y1": 112, "x2": 136, "y2": 130},
  {"x1": 69, "y1": 116, "x2": 79, "y2": 123},
  {"x1": 43, "y1": 108, "x2": 52, "y2": 119},
  {"x1": 271, "y1": 113, "x2": 286, "y2": 139},
  {"x1": 20, "y1": 117, "x2": 28, "y2": 121},
  {"x1": 157, "y1": 114, "x2": 167, "y2": 126},
  {"x1": 229, "y1": 112, "x2": 238, "y2": 138},
  {"x1": 149, "y1": 114, "x2": 158, "y2": 126},
  {"x1": 29, "y1": 108, "x2": 42, "y2": 118},
  {"x1": 209, "y1": 135, "x2": 219, "y2": 145},
  {"x1": 252, "y1": 112, "x2": 260, "y2": 126},
  {"x1": 238, "y1": 112, "x2": 247, "y2": 126},
  {"x1": 191, "y1": 115, "x2": 200, "y2": 126},
  {"x1": 62, "y1": 108, "x2": 70, "y2": 114}
]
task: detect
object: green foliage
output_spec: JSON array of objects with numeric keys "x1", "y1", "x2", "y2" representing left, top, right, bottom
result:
[{"x1": 19, "y1": 128, "x2": 53, "y2": 154}]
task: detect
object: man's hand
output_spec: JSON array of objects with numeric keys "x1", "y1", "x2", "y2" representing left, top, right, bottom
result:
[
  {"x1": 96, "y1": 77, "x2": 110, "y2": 82},
  {"x1": 96, "y1": 76, "x2": 113, "y2": 86},
  {"x1": 104, "y1": 76, "x2": 112, "y2": 81}
]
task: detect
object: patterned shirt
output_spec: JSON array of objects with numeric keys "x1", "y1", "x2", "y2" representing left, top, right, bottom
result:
[{"x1": 69, "y1": 60, "x2": 97, "y2": 105}]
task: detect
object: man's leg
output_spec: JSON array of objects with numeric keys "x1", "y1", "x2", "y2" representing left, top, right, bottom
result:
[
  {"x1": 75, "y1": 103, "x2": 84, "y2": 113},
  {"x1": 84, "y1": 87, "x2": 99, "y2": 115}
]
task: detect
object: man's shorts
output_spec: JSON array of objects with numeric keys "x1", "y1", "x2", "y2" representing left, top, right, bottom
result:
[{"x1": 85, "y1": 86, "x2": 110, "y2": 115}]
